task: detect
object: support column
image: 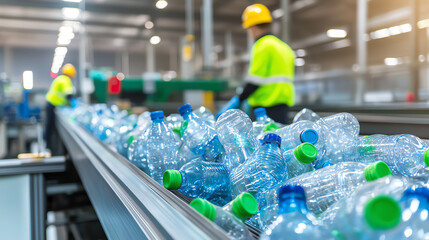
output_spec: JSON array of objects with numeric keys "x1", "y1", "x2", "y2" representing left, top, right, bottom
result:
[
  {"x1": 121, "y1": 51, "x2": 129, "y2": 75},
  {"x1": 4, "y1": 46, "x2": 12, "y2": 79},
  {"x1": 181, "y1": 0, "x2": 194, "y2": 79},
  {"x1": 355, "y1": 0, "x2": 367, "y2": 104},
  {"x1": 225, "y1": 32, "x2": 235, "y2": 78},
  {"x1": 146, "y1": 42, "x2": 155, "y2": 72},
  {"x1": 281, "y1": 0, "x2": 290, "y2": 43},
  {"x1": 201, "y1": 0, "x2": 214, "y2": 69},
  {"x1": 79, "y1": 0, "x2": 89, "y2": 103},
  {"x1": 409, "y1": 0, "x2": 420, "y2": 101}
]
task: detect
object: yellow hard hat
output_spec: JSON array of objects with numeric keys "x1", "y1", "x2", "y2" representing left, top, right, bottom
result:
[
  {"x1": 242, "y1": 4, "x2": 273, "y2": 29},
  {"x1": 62, "y1": 63, "x2": 76, "y2": 78}
]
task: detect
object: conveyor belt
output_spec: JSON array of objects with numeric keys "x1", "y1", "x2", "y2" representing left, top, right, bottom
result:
[{"x1": 56, "y1": 112, "x2": 232, "y2": 240}]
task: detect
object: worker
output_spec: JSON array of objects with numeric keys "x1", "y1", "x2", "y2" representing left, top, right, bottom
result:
[
  {"x1": 44, "y1": 63, "x2": 76, "y2": 151},
  {"x1": 217, "y1": 4, "x2": 295, "y2": 124}
]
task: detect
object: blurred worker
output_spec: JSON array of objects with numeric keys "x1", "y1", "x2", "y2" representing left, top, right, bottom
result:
[
  {"x1": 44, "y1": 63, "x2": 76, "y2": 150},
  {"x1": 217, "y1": 4, "x2": 295, "y2": 124}
]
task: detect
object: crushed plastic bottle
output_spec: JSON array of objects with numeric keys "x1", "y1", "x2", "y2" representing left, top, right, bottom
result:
[
  {"x1": 178, "y1": 104, "x2": 222, "y2": 161},
  {"x1": 190, "y1": 192, "x2": 258, "y2": 240},
  {"x1": 163, "y1": 159, "x2": 232, "y2": 205},
  {"x1": 285, "y1": 143, "x2": 316, "y2": 179},
  {"x1": 260, "y1": 185, "x2": 332, "y2": 240},
  {"x1": 215, "y1": 109, "x2": 258, "y2": 170},
  {"x1": 194, "y1": 106, "x2": 215, "y2": 125},
  {"x1": 230, "y1": 133, "x2": 287, "y2": 199},
  {"x1": 145, "y1": 111, "x2": 180, "y2": 183},
  {"x1": 252, "y1": 108, "x2": 273, "y2": 139},
  {"x1": 293, "y1": 108, "x2": 321, "y2": 123}
]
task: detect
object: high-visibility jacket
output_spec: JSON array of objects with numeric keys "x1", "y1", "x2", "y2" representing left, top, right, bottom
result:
[
  {"x1": 246, "y1": 35, "x2": 295, "y2": 107},
  {"x1": 46, "y1": 75, "x2": 74, "y2": 106}
]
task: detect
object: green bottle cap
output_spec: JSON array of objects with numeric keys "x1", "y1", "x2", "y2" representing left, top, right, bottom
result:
[
  {"x1": 127, "y1": 135, "x2": 135, "y2": 145},
  {"x1": 364, "y1": 161, "x2": 391, "y2": 181},
  {"x1": 163, "y1": 170, "x2": 182, "y2": 190},
  {"x1": 293, "y1": 143, "x2": 317, "y2": 164},
  {"x1": 173, "y1": 127, "x2": 181, "y2": 137},
  {"x1": 364, "y1": 195, "x2": 401, "y2": 230},
  {"x1": 190, "y1": 198, "x2": 216, "y2": 221},
  {"x1": 424, "y1": 149, "x2": 429, "y2": 167},
  {"x1": 264, "y1": 122, "x2": 280, "y2": 132},
  {"x1": 232, "y1": 192, "x2": 259, "y2": 220}
]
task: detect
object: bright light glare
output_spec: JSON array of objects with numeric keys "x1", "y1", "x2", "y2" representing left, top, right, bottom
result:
[
  {"x1": 326, "y1": 29, "x2": 347, "y2": 38},
  {"x1": 384, "y1": 57, "x2": 401, "y2": 66},
  {"x1": 57, "y1": 37, "x2": 71, "y2": 45},
  {"x1": 296, "y1": 49, "x2": 306, "y2": 57},
  {"x1": 150, "y1": 36, "x2": 161, "y2": 45},
  {"x1": 63, "y1": 0, "x2": 82, "y2": 2},
  {"x1": 58, "y1": 32, "x2": 75, "y2": 40},
  {"x1": 156, "y1": 0, "x2": 168, "y2": 9},
  {"x1": 418, "y1": 19, "x2": 429, "y2": 29},
  {"x1": 145, "y1": 21, "x2": 154, "y2": 29},
  {"x1": 62, "y1": 7, "x2": 81, "y2": 19},
  {"x1": 295, "y1": 58, "x2": 305, "y2": 67},
  {"x1": 55, "y1": 47, "x2": 68, "y2": 55},
  {"x1": 116, "y1": 72, "x2": 125, "y2": 81},
  {"x1": 23, "y1": 71, "x2": 33, "y2": 90}
]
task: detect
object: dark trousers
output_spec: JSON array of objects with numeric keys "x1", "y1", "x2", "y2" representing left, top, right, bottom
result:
[
  {"x1": 44, "y1": 102, "x2": 56, "y2": 150},
  {"x1": 251, "y1": 104, "x2": 290, "y2": 125}
]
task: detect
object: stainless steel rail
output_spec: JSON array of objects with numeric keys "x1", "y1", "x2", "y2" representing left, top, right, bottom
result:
[{"x1": 56, "y1": 112, "x2": 230, "y2": 240}]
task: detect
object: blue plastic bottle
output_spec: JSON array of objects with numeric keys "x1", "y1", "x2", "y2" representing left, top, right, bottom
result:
[
  {"x1": 163, "y1": 159, "x2": 232, "y2": 206},
  {"x1": 284, "y1": 143, "x2": 316, "y2": 179},
  {"x1": 253, "y1": 108, "x2": 273, "y2": 139},
  {"x1": 178, "y1": 104, "x2": 222, "y2": 161},
  {"x1": 215, "y1": 109, "x2": 258, "y2": 170},
  {"x1": 190, "y1": 192, "x2": 258, "y2": 240},
  {"x1": 146, "y1": 111, "x2": 180, "y2": 183},
  {"x1": 260, "y1": 185, "x2": 332, "y2": 240},
  {"x1": 230, "y1": 133, "x2": 287, "y2": 199}
]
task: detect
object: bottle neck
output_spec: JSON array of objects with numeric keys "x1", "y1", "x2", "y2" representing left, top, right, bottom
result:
[
  {"x1": 152, "y1": 118, "x2": 164, "y2": 124},
  {"x1": 182, "y1": 111, "x2": 194, "y2": 121},
  {"x1": 256, "y1": 115, "x2": 268, "y2": 122},
  {"x1": 402, "y1": 196, "x2": 429, "y2": 210},
  {"x1": 278, "y1": 194, "x2": 308, "y2": 215}
]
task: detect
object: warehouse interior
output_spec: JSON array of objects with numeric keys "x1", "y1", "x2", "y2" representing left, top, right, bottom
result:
[{"x1": 1, "y1": 0, "x2": 429, "y2": 239}]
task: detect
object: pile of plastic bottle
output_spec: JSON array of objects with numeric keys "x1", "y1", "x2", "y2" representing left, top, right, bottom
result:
[{"x1": 69, "y1": 104, "x2": 429, "y2": 240}]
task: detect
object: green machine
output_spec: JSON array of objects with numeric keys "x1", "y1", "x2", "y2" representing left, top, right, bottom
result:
[{"x1": 91, "y1": 71, "x2": 228, "y2": 104}]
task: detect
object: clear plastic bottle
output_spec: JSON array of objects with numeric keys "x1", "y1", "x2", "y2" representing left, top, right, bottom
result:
[
  {"x1": 165, "y1": 113, "x2": 183, "y2": 136},
  {"x1": 194, "y1": 106, "x2": 215, "y2": 125},
  {"x1": 285, "y1": 143, "x2": 316, "y2": 179},
  {"x1": 115, "y1": 114, "x2": 138, "y2": 157},
  {"x1": 293, "y1": 108, "x2": 321, "y2": 123},
  {"x1": 163, "y1": 159, "x2": 232, "y2": 206},
  {"x1": 284, "y1": 161, "x2": 392, "y2": 214},
  {"x1": 252, "y1": 108, "x2": 273, "y2": 139},
  {"x1": 146, "y1": 111, "x2": 180, "y2": 183},
  {"x1": 316, "y1": 112, "x2": 360, "y2": 138},
  {"x1": 230, "y1": 133, "x2": 287, "y2": 199},
  {"x1": 383, "y1": 187, "x2": 429, "y2": 240},
  {"x1": 260, "y1": 185, "x2": 332, "y2": 240},
  {"x1": 393, "y1": 134, "x2": 429, "y2": 178},
  {"x1": 215, "y1": 109, "x2": 258, "y2": 170},
  {"x1": 190, "y1": 192, "x2": 258, "y2": 240},
  {"x1": 275, "y1": 120, "x2": 327, "y2": 160},
  {"x1": 320, "y1": 177, "x2": 410, "y2": 239},
  {"x1": 178, "y1": 104, "x2": 222, "y2": 161},
  {"x1": 176, "y1": 142, "x2": 201, "y2": 169}
]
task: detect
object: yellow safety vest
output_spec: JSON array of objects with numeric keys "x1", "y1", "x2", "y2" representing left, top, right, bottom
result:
[
  {"x1": 246, "y1": 35, "x2": 295, "y2": 107},
  {"x1": 46, "y1": 75, "x2": 74, "y2": 106}
]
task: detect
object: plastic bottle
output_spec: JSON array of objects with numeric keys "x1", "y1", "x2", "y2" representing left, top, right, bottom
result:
[
  {"x1": 284, "y1": 161, "x2": 392, "y2": 214},
  {"x1": 165, "y1": 113, "x2": 183, "y2": 136},
  {"x1": 163, "y1": 159, "x2": 232, "y2": 206},
  {"x1": 260, "y1": 185, "x2": 332, "y2": 240},
  {"x1": 176, "y1": 142, "x2": 201, "y2": 169},
  {"x1": 146, "y1": 111, "x2": 180, "y2": 183},
  {"x1": 320, "y1": 177, "x2": 411, "y2": 239},
  {"x1": 215, "y1": 109, "x2": 258, "y2": 170},
  {"x1": 115, "y1": 114, "x2": 138, "y2": 157},
  {"x1": 383, "y1": 187, "x2": 429, "y2": 240},
  {"x1": 275, "y1": 120, "x2": 327, "y2": 160},
  {"x1": 230, "y1": 133, "x2": 287, "y2": 199},
  {"x1": 252, "y1": 108, "x2": 273, "y2": 139},
  {"x1": 190, "y1": 192, "x2": 258, "y2": 240},
  {"x1": 178, "y1": 104, "x2": 222, "y2": 161},
  {"x1": 293, "y1": 108, "x2": 321, "y2": 123},
  {"x1": 316, "y1": 112, "x2": 360, "y2": 138},
  {"x1": 285, "y1": 143, "x2": 316, "y2": 179},
  {"x1": 194, "y1": 106, "x2": 215, "y2": 125}
]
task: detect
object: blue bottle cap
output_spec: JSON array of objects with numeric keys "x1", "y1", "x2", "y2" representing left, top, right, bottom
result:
[
  {"x1": 403, "y1": 187, "x2": 429, "y2": 200},
  {"x1": 300, "y1": 129, "x2": 318, "y2": 144},
  {"x1": 178, "y1": 104, "x2": 192, "y2": 116},
  {"x1": 150, "y1": 110, "x2": 164, "y2": 120},
  {"x1": 278, "y1": 185, "x2": 306, "y2": 198},
  {"x1": 262, "y1": 133, "x2": 281, "y2": 146},
  {"x1": 254, "y1": 108, "x2": 266, "y2": 118}
]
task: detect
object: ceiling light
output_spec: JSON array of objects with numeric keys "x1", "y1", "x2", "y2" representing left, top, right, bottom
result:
[
  {"x1": 59, "y1": 26, "x2": 74, "y2": 34},
  {"x1": 57, "y1": 37, "x2": 71, "y2": 45},
  {"x1": 62, "y1": 7, "x2": 80, "y2": 19},
  {"x1": 150, "y1": 36, "x2": 161, "y2": 45},
  {"x1": 418, "y1": 19, "x2": 429, "y2": 29},
  {"x1": 326, "y1": 29, "x2": 347, "y2": 38},
  {"x1": 384, "y1": 57, "x2": 401, "y2": 66},
  {"x1": 55, "y1": 47, "x2": 68, "y2": 55},
  {"x1": 23, "y1": 71, "x2": 33, "y2": 90},
  {"x1": 295, "y1": 49, "x2": 306, "y2": 57},
  {"x1": 295, "y1": 58, "x2": 305, "y2": 67},
  {"x1": 58, "y1": 32, "x2": 75, "y2": 40},
  {"x1": 145, "y1": 21, "x2": 154, "y2": 29},
  {"x1": 116, "y1": 73, "x2": 125, "y2": 81},
  {"x1": 156, "y1": 0, "x2": 168, "y2": 9},
  {"x1": 63, "y1": 0, "x2": 82, "y2": 2}
]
